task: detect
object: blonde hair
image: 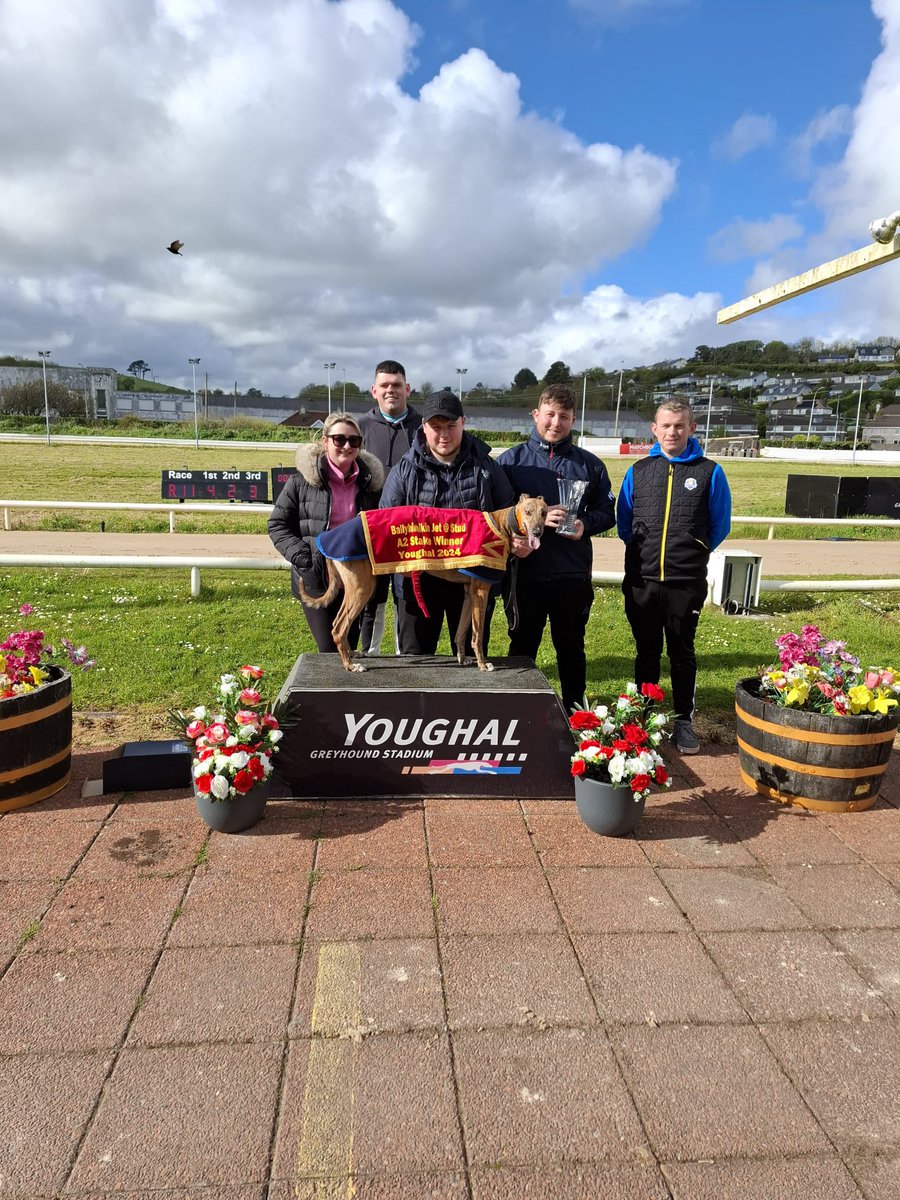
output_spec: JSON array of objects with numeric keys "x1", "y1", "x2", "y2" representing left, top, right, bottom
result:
[{"x1": 321, "y1": 411, "x2": 363, "y2": 442}]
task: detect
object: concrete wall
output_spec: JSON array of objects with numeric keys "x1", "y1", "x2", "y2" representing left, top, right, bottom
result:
[{"x1": 0, "y1": 365, "x2": 117, "y2": 418}]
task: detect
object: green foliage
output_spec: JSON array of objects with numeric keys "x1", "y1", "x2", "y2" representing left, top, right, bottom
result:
[
  {"x1": 543, "y1": 360, "x2": 571, "y2": 386},
  {"x1": 513, "y1": 367, "x2": 538, "y2": 391}
]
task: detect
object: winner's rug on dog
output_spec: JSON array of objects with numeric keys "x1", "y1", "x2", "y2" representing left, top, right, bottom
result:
[{"x1": 300, "y1": 496, "x2": 548, "y2": 672}]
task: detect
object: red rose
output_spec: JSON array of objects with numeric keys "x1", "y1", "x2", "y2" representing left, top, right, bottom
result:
[
  {"x1": 613, "y1": 738, "x2": 631, "y2": 752},
  {"x1": 569, "y1": 711, "x2": 602, "y2": 731},
  {"x1": 630, "y1": 773, "x2": 651, "y2": 792},
  {"x1": 247, "y1": 756, "x2": 265, "y2": 781},
  {"x1": 570, "y1": 759, "x2": 587, "y2": 777},
  {"x1": 579, "y1": 738, "x2": 602, "y2": 751},
  {"x1": 622, "y1": 723, "x2": 648, "y2": 746},
  {"x1": 654, "y1": 766, "x2": 669, "y2": 785},
  {"x1": 195, "y1": 773, "x2": 213, "y2": 794},
  {"x1": 233, "y1": 769, "x2": 255, "y2": 793},
  {"x1": 641, "y1": 682, "x2": 665, "y2": 702},
  {"x1": 598, "y1": 745, "x2": 616, "y2": 758}
]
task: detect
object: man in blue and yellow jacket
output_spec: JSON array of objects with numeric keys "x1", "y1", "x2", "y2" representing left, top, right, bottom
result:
[{"x1": 616, "y1": 399, "x2": 731, "y2": 754}]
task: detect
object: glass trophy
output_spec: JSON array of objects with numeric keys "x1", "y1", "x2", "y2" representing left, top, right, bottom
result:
[{"x1": 556, "y1": 477, "x2": 586, "y2": 538}]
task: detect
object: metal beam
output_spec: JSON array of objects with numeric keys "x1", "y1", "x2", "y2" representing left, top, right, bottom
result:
[{"x1": 717, "y1": 236, "x2": 900, "y2": 325}]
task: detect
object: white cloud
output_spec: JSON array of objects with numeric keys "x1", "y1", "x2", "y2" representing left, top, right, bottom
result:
[
  {"x1": 712, "y1": 112, "x2": 777, "y2": 162},
  {"x1": 0, "y1": 0, "x2": 693, "y2": 389},
  {"x1": 707, "y1": 214, "x2": 804, "y2": 264},
  {"x1": 787, "y1": 105, "x2": 853, "y2": 177}
]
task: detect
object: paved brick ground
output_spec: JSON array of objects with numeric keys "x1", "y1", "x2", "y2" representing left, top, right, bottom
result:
[{"x1": 2, "y1": 745, "x2": 900, "y2": 1198}]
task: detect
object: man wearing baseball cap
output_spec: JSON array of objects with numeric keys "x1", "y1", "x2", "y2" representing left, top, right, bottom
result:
[{"x1": 380, "y1": 388, "x2": 519, "y2": 655}]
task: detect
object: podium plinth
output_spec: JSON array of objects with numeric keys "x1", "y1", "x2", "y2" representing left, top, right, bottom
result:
[{"x1": 274, "y1": 654, "x2": 575, "y2": 800}]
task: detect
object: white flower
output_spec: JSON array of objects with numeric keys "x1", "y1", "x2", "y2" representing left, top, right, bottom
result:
[
  {"x1": 213, "y1": 753, "x2": 231, "y2": 773},
  {"x1": 637, "y1": 750, "x2": 655, "y2": 771},
  {"x1": 191, "y1": 705, "x2": 208, "y2": 720},
  {"x1": 236, "y1": 726, "x2": 258, "y2": 743},
  {"x1": 593, "y1": 705, "x2": 609, "y2": 719},
  {"x1": 616, "y1": 697, "x2": 631, "y2": 711},
  {"x1": 267, "y1": 729, "x2": 283, "y2": 744},
  {"x1": 624, "y1": 682, "x2": 638, "y2": 696},
  {"x1": 192, "y1": 760, "x2": 210, "y2": 779},
  {"x1": 229, "y1": 751, "x2": 250, "y2": 771},
  {"x1": 582, "y1": 745, "x2": 603, "y2": 760},
  {"x1": 601, "y1": 720, "x2": 615, "y2": 735},
  {"x1": 210, "y1": 774, "x2": 231, "y2": 800},
  {"x1": 219, "y1": 674, "x2": 238, "y2": 695},
  {"x1": 225, "y1": 736, "x2": 238, "y2": 747},
  {"x1": 608, "y1": 755, "x2": 626, "y2": 783}
]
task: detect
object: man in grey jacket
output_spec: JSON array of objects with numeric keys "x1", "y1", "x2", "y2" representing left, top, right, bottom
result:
[{"x1": 357, "y1": 360, "x2": 421, "y2": 653}]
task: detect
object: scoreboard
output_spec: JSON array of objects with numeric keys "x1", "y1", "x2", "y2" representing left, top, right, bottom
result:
[{"x1": 162, "y1": 470, "x2": 269, "y2": 503}]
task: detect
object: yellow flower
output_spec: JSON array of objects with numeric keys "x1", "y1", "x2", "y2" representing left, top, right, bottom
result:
[
  {"x1": 783, "y1": 680, "x2": 810, "y2": 707},
  {"x1": 29, "y1": 666, "x2": 48, "y2": 685},
  {"x1": 847, "y1": 684, "x2": 873, "y2": 714},
  {"x1": 869, "y1": 689, "x2": 898, "y2": 715}
]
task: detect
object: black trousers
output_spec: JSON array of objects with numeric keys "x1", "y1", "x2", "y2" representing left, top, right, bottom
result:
[
  {"x1": 622, "y1": 578, "x2": 707, "y2": 723},
  {"x1": 505, "y1": 576, "x2": 594, "y2": 714},
  {"x1": 394, "y1": 573, "x2": 494, "y2": 657},
  {"x1": 300, "y1": 593, "x2": 361, "y2": 655}
]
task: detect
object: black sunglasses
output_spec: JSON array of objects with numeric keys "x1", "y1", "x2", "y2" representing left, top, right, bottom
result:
[{"x1": 327, "y1": 433, "x2": 362, "y2": 448}]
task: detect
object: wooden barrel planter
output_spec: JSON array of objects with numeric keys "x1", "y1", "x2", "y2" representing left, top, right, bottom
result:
[
  {"x1": 735, "y1": 677, "x2": 898, "y2": 813},
  {"x1": 0, "y1": 667, "x2": 72, "y2": 812}
]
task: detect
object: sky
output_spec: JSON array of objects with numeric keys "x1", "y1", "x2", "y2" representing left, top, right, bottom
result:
[{"x1": 1, "y1": 0, "x2": 898, "y2": 394}]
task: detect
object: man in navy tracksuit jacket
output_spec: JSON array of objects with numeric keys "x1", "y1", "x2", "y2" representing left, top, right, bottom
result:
[
  {"x1": 616, "y1": 399, "x2": 731, "y2": 753},
  {"x1": 498, "y1": 384, "x2": 616, "y2": 713}
]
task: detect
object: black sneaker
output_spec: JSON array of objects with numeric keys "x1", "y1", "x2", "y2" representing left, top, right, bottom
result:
[{"x1": 674, "y1": 720, "x2": 700, "y2": 755}]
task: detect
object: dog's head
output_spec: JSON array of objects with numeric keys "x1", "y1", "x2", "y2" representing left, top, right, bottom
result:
[{"x1": 515, "y1": 494, "x2": 548, "y2": 551}]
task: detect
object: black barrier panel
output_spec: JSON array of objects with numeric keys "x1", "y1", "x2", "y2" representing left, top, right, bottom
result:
[
  {"x1": 785, "y1": 475, "x2": 838, "y2": 518},
  {"x1": 271, "y1": 467, "x2": 298, "y2": 503},
  {"x1": 865, "y1": 477, "x2": 900, "y2": 517},
  {"x1": 837, "y1": 477, "x2": 870, "y2": 517},
  {"x1": 274, "y1": 653, "x2": 576, "y2": 800}
]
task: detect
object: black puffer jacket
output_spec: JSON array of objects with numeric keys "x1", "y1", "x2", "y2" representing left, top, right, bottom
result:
[
  {"x1": 267, "y1": 442, "x2": 384, "y2": 599},
  {"x1": 380, "y1": 429, "x2": 515, "y2": 512}
]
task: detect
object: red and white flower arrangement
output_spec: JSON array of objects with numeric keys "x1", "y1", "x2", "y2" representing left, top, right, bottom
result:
[
  {"x1": 569, "y1": 682, "x2": 672, "y2": 801},
  {"x1": 169, "y1": 666, "x2": 283, "y2": 800}
]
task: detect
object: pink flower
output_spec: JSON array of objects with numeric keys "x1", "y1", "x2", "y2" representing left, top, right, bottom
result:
[
  {"x1": 865, "y1": 670, "x2": 881, "y2": 690},
  {"x1": 262, "y1": 714, "x2": 280, "y2": 730},
  {"x1": 185, "y1": 719, "x2": 206, "y2": 739},
  {"x1": 238, "y1": 687, "x2": 261, "y2": 706},
  {"x1": 241, "y1": 665, "x2": 264, "y2": 679},
  {"x1": 234, "y1": 709, "x2": 259, "y2": 726},
  {"x1": 206, "y1": 721, "x2": 229, "y2": 744},
  {"x1": 18, "y1": 603, "x2": 34, "y2": 616}
]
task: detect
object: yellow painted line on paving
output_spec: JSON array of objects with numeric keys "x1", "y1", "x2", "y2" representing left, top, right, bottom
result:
[{"x1": 295, "y1": 941, "x2": 361, "y2": 1200}]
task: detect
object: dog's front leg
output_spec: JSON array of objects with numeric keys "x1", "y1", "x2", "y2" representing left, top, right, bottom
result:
[
  {"x1": 454, "y1": 587, "x2": 475, "y2": 667},
  {"x1": 469, "y1": 583, "x2": 493, "y2": 672}
]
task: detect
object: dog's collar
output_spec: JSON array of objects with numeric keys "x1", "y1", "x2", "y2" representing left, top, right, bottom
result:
[{"x1": 507, "y1": 506, "x2": 525, "y2": 536}]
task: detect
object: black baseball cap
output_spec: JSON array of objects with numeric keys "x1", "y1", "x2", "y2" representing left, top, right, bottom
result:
[{"x1": 423, "y1": 390, "x2": 464, "y2": 421}]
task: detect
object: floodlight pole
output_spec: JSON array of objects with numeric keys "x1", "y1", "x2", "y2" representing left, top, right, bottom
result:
[
  {"x1": 456, "y1": 367, "x2": 467, "y2": 401},
  {"x1": 580, "y1": 375, "x2": 587, "y2": 442},
  {"x1": 851, "y1": 375, "x2": 865, "y2": 466},
  {"x1": 613, "y1": 368, "x2": 624, "y2": 440},
  {"x1": 324, "y1": 362, "x2": 336, "y2": 416},
  {"x1": 37, "y1": 351, "x2": 51, "y2": 445},
  {"x1": 189, "y1": 358, "x2": 200, "y2": 449},
  {"x1": 704, "y1": 376, "x2": 713, "y2": 447}
]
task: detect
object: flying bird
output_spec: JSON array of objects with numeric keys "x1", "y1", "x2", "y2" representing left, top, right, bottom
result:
[{"x1": 166, "y1": 240, "x2": 184, "y2": 255}]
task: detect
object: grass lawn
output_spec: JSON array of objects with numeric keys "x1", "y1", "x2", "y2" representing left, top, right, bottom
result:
[
  {"x1": 4, "y1": 442, "x2": 900, "y2": 538},
  {"x1": 2, "y1": 566, "x2": 898, "y2": 747}
]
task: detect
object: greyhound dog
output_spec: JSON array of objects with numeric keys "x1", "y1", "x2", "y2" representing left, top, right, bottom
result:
[{"x1": 298, "y1": 495, "x2": 548, "y2": 673}]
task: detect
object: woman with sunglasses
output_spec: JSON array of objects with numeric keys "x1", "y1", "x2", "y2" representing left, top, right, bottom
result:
[{"x1": 268, "y1": 411, "x2": 384, "y2": 653}]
